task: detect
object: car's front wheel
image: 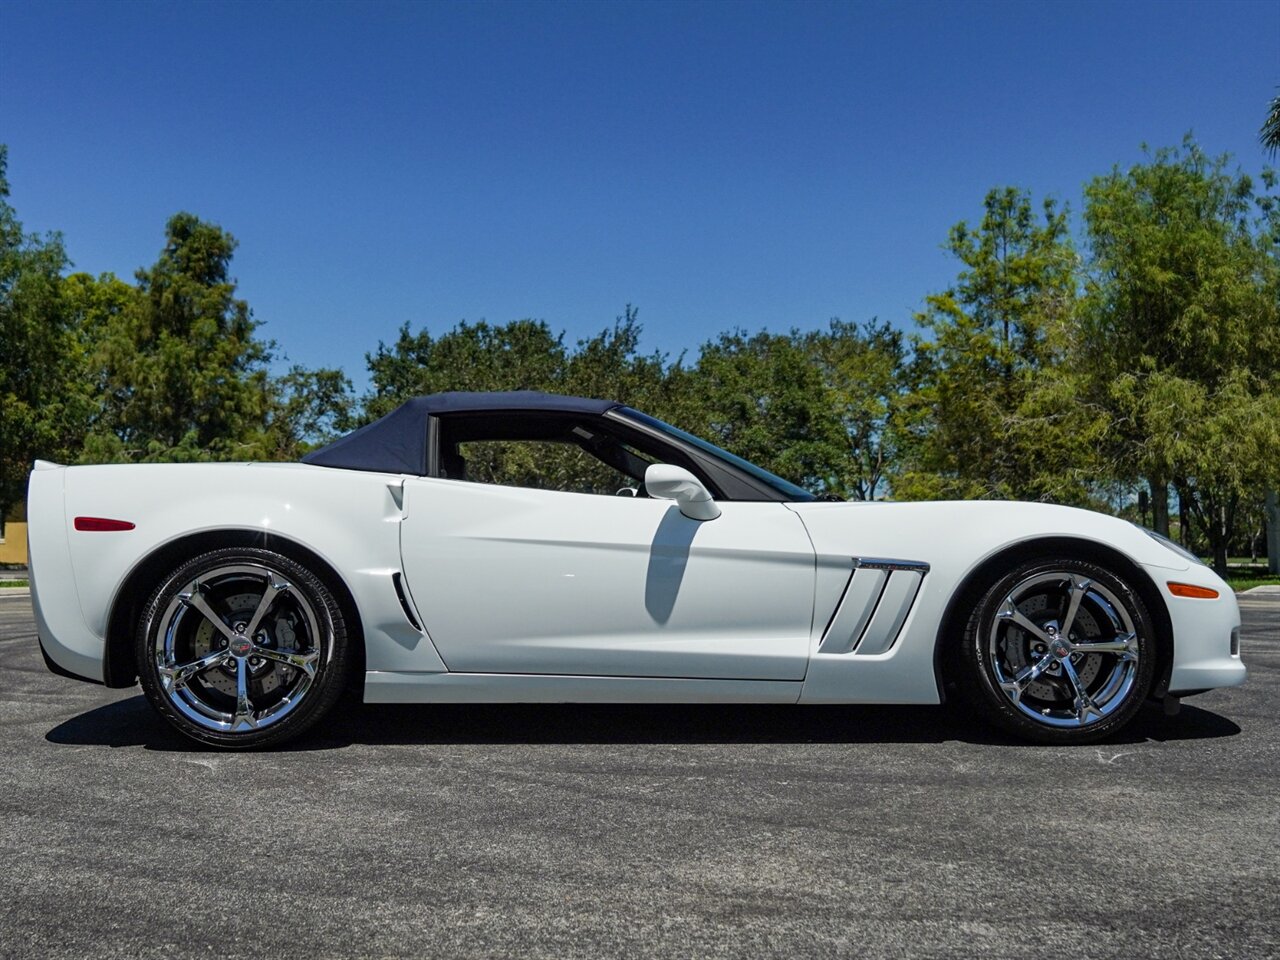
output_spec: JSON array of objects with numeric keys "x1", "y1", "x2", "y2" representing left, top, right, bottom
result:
[
  {"x1": 957, "y1": 557, "x2": 1157, "y2": 744},
  {"x1": 136, "y1": 547, "x2": 350, "y2": 749}
]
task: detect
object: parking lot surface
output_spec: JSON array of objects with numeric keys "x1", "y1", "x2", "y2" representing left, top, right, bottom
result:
[{"x1": 1, "y1": 590, "x2": 1277, "y2": 959}]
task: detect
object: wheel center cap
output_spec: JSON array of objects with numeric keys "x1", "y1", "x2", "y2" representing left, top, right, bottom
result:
[
  {"x1": 229, "y1": 637, "x2": 253, "y2": 658},
  {"x1": 1049, "y1": 637, "x2": 1072, "y2": 659}
]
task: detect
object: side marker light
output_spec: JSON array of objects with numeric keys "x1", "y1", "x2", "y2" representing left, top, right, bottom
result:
[
  {"x1": 74, "y1": 517, "x2": 136, "y2": 532},
  {"x1": 1167, "y1": 582, "x2": 1219, "y2": 599}
]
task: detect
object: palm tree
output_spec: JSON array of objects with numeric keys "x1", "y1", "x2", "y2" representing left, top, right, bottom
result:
[{"x1": 1263, "y1": 90, "x2": 1280, "y2": 155}]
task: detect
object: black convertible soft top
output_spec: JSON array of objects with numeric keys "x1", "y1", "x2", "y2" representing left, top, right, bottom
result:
[{"x1": 301, "y1": 391, "x2": 620, "y2": 475}]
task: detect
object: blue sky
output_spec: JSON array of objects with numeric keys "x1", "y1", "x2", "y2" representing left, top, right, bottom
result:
[{"x1": 2, "y1": 0, "x2": 1277, "y2": 391}]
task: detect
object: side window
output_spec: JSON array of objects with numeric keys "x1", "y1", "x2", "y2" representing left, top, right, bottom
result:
[
  {"x1": 458, "y1": 439, "x2": 640, "y2": 495},
  {"x1": 437, "y1": 415, "x2": 658, "y2": 496}
]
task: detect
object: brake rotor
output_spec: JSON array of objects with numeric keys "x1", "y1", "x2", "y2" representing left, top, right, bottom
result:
[
  {"x1": 190, "y1": 591, "x2": 293, "y2": 697},
  {"x1": 1002, "y1": 592, "x2": 1104, "y2": 702}
]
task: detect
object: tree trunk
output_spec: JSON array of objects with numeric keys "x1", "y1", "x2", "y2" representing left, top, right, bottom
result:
[
  {"x1": 1212, "y1": 538, "x2": 1229, "y2": 577},
  {"x1": 1209, "y1": 498, "x2": 1232, "y2": 578},
  {"x1": 1149, "y1": 478, "x2": 1169, "y2": 536}
]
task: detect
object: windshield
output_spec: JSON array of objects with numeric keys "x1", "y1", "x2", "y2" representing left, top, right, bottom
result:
[{"x1": 621, "y1": 409, "x2": 816, "y2": 502}]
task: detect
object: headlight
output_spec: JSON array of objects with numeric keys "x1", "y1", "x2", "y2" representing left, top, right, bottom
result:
[{"x1": 1137, "y1": 525, "x2": 1206, "y2": 567}]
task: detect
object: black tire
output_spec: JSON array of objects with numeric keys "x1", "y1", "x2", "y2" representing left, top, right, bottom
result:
[
  {"x1": 956, "y1": 556, "x2": 1157, "y2": 745},
  {"x1": 135, "y1": 546, "x2": 350, "y2": 749}
]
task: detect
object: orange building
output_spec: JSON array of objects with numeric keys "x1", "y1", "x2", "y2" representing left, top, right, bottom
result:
[{"x1": 0, "y1": 503, "x2": 28, "y2": 565}]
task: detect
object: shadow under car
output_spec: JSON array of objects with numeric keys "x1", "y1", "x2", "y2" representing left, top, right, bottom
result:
[{"x1": 45, "y1": 694, "x2": 1241, "y2": 752}]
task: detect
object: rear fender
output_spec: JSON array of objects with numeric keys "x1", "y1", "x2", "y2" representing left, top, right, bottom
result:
[{"x1": 50, "y1": 463, "x2": 445, "y2": 686}]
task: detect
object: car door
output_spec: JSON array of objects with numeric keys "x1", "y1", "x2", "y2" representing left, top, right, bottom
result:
[{"x1": 398, "y1": 477, "x2": 816, "y2": 680}]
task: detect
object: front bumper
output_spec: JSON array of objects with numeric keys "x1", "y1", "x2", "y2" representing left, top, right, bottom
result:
[{"x1": 1148, "y1": 563, "x2": 1247, "y2": 695}]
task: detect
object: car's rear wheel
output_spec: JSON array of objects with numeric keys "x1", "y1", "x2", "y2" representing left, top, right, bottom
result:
[
  {"x1": 136, "y1": 547, "x2": 349, "y2": 749},
  {"x1": 957, "y1": 556, "x2": 1157, "y2": 744}
]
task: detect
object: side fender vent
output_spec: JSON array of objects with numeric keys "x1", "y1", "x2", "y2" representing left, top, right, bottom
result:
[
  {"x1": 819, "y1": 558, "x2": 928, "y2": 656},
  {"x1": 391, "y1": 572, "x2": 422, "y2": 631}
]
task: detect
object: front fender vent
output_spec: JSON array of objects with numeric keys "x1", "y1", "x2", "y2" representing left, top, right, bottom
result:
[{"x1": 819, "y1": 558, "x2": 928, "y2": 656}]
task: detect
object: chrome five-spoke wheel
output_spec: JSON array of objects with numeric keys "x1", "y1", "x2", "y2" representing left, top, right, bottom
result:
[
  {"x1": 960, "y1": 557, "x2": 1156, "y2": 744},
  {"x1": 990, "y1": 572, "x2": 1140, "y2": 727},
  {"x1": 137, "y1": 547, "x2": 349, "y2": 748}
]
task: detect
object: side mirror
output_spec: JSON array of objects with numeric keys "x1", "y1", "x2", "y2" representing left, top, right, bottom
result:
[{"x1": 644, "y1": 464, "x2": 721, "y2": 521}]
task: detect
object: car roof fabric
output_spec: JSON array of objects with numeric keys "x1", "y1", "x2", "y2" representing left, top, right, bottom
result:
[{"x1": 300, "y1": 391, "x2": 620, "y2": 474}]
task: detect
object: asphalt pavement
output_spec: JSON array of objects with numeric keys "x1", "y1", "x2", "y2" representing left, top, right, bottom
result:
[{"x1": 1, "y1": 589, "x2": 1277, "y2": 959}]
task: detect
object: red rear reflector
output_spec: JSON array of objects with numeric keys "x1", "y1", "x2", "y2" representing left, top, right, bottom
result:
[
  {"x1": 1167, "y1": 582, "x2": 1219, "y2": 599},
  {"x1": 74, "y1": 517, "x2": 136, "y2": 532}
]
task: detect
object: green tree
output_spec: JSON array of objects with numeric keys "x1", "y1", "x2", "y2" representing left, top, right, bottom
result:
[
  {"x1": 1080, "y1": 139, "x2": 1280, "y2": 573},
  {"x1": 683, "y1": 329, "x2": 847, "y2": 492},
  {"x1": 263, "y1": 365, "x2": 355, "y2": 458},
  {"x1": 82, "y1": 213, "x2": 276, "y2": 463},
  {"x1": 0, "y1": 146, "x2": 91, "y2": 519},
  {"x1": 806, "y1": 318, "x2": 907, "y2": 501},
  {"x1": 1263, "y1": 89, "x2": 1280, "y2": 155},
  {"x1": 562, "y1": 306, "x2": 674, "y2": 417},
  {"x1": 62, "y1": 270, "x2": 141, "y2": 431},
  {"x1": 364, "y1": 318, "x2": 569, "y2": 421},
  {"x1": 894, "y1": 187, "x2": 1095, "y2": 503},
  {"x1": 363, "y1": 307, "x2": 678, "y2": 420}
]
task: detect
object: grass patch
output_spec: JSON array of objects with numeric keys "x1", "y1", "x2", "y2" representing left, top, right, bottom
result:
[
  {"x1": 0, "y1": 580, "x2": 29, "y2": 588},
  {"x1": 1225, "y1": 573, "x2": 1280, "y2": 593},
  {"x1": 1223, "y1": 578, "x2": 1280, "y2": 593}
]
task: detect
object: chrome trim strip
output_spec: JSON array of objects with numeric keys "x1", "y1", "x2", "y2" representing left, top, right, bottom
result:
[{"x1": 855, "y1": 557, "x2": 931, "y2": 574}]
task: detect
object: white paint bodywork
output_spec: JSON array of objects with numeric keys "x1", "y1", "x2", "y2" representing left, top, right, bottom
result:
[
  {"x1": 786, "y1": 500, "x2": 1242, "y2": 701},
  {"x1": 27, "y1": 459, "x2": 1246, "y2": 703},
  {"x1": 399, "y1": 478, "x2": 814, "y2": 681}
]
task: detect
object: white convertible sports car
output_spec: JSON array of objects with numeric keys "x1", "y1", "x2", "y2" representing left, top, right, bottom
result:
[{"x1": 28, "y1": 391, "x2": 1245, "y2": 749}]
